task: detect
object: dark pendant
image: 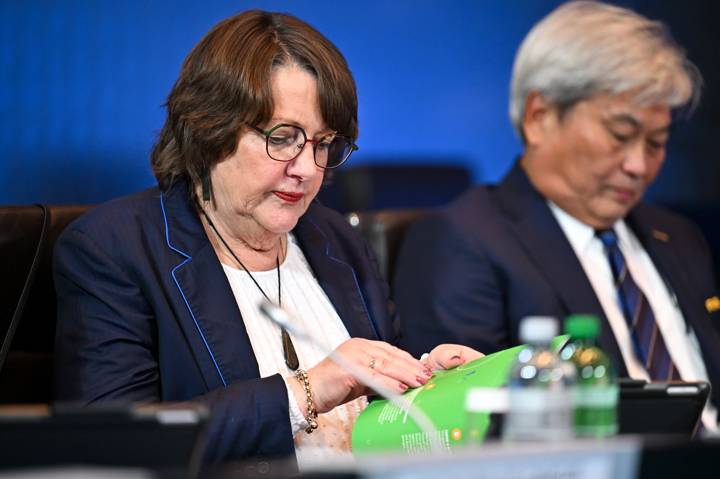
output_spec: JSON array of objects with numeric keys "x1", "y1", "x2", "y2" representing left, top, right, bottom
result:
[{"x1": 282, "y1": 328, "x2": 299, "y2": 370}]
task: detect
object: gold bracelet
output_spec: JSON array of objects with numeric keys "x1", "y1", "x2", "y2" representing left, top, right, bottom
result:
[{"x1": 295, "y1": 369, "x2": 318, "y2": 433}]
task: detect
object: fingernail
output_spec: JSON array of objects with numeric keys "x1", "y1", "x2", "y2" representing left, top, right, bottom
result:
[
  {"x1": 424, "y1": 368, "x2": 433, "y2": 377},
  {"x1": 398, "y1": 383, "x2": 408, "y2": 391},
  {"x1": 415, "y1": 376, "x2": 427, "y2": 385}
]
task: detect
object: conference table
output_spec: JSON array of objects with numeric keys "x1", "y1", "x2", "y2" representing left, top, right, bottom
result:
[{"x1": 0, "y1": 403, "x2": 716, "y2": 478}]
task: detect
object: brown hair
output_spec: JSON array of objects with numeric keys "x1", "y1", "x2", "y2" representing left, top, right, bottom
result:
[{"x1": 151, "y1": 10, "x2": 358, "y2": 192}]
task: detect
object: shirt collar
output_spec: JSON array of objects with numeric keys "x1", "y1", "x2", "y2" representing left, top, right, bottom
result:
[{"x1": 548, "y1": 201, "x2": 625, "y2": 256}]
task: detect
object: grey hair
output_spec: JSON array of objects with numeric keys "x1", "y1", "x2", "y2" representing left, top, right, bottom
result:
[{"x1": 509, "y1": 1, "x2": 701, "y2": 139}]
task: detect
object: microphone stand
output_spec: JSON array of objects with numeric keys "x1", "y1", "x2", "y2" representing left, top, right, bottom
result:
[{"x1": 259, "y1": 300, "x2": 445, "y2": 455}]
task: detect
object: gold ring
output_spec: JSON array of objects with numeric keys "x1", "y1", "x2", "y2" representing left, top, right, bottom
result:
[{"x1": 369, "y1": 356, "x2": 376, "y2": 369}]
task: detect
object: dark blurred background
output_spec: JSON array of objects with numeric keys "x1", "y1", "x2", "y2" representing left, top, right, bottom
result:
[{"x1": 2, "y1": 0, "x2": 718, "y2": 213}]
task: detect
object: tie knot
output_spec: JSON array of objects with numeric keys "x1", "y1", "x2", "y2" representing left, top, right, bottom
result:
[{"x1": 596, "y1": 229, "x2": 618, "y2": 248}]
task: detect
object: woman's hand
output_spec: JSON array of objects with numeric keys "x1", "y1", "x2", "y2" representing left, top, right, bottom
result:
[
  {"x1": 289, "y1": 338, "x2": 432, "y2": 415},
  {"x1": 423, "y1": 344, "x2": 484, "y2": 371}
]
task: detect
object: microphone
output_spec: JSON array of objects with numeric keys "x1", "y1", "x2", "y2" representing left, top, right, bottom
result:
[{"x1": 258, "y1": 300, "x2": 445, "y2": 454}]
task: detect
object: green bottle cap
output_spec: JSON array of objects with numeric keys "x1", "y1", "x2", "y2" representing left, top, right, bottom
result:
[{"x1": 565, "y1": 314, "x2": 600, "y2": 339}]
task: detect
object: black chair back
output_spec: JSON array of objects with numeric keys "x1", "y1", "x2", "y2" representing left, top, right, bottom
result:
[
  {"x1": 0, "y1": 205, "x2": 48, "y2": 373},
  {"x1": 320, "y1": 164, "x2": 471, "y2": 213},
  {"x1": 0, "y1": 205, "x2": 91, "y2": 403},
  {"x1": 347, "y1": 208, "x2": 428, "y2": 286}
]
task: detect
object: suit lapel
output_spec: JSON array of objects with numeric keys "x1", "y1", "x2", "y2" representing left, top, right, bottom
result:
[
  {"x1": 161, "y1": 187, "x2": 382, "y2": 391},
  {"x1": 627, "y1": 207, "x2": 720, "y2": 392},
  {"x1": 161, "y1": 183, "x2": 260, "y2": 387},
  {"x1": 626, "y1": 208, "x2": 690, "y2": 312},
  {"x1": 495, "y1": 164, "x2": 623, "y2": 365},
  {"x1": 294, "y1": 207, "x2": 378, "y2": 340}
]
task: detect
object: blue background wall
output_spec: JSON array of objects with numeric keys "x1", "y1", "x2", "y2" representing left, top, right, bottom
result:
[{"x1": 2, "y1": 1, "x2": 718, "y2": 207}]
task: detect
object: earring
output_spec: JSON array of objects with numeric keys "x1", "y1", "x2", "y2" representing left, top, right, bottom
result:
[{"x1": 201, "y1": 167, "x2": 212, "y2": 203}]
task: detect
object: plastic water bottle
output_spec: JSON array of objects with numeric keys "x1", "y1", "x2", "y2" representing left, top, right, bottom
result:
[
  {"x1": 561, "y1": 314, "x2": 618, "y2": 437},
  {"x1": 464, "y1": 387, "x2": 508, "y2": 445},
  {"x1": 503, "y1": 316, "x2": 575, "y2": 442}
]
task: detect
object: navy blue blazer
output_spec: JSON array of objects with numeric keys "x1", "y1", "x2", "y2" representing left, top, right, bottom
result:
[
  {"x1": 53, "y1": 181, "x2": 397, "y2": 463},
  {"x1": 395, "y1": 163, "x2": 720, "y2": 407}
]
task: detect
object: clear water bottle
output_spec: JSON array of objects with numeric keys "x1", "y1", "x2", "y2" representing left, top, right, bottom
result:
[
  {"x1": 503, "y1": 316, "x2": 575, "y2": 442},
  {"x1": 561, "y1": 314, "x2": 618, "y2": 437},
  {"x1": 464, "y1": 387, "x2": 508, "y2": 445}
]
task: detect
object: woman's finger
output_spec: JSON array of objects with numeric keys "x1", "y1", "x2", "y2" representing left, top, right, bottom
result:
[
  {"x1": 370, "y1": 341, "x2": 430, "y2": 376},
  {"x1": 373, "y1": 341, "x2": 423, "y2": 366},
  {"x1": 428, "y1": 344, "x2": 485, "y2": 370},
  {"x1": 342, "y1": 339, "x2": 430, "y2": 389},
  {"x1": 366, "y1": 373, "x2": 412, "y2": 395},
  {"x1": 461, "y1": 346, "x2": 484, "y2": 362},
  {"x1": 367, "y1": 354, "x2": 429, "y2": 388}
]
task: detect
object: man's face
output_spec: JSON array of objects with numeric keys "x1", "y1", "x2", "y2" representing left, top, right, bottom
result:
[{"x1": 524, "y1": 93, "x2": 671, "y2": 229}]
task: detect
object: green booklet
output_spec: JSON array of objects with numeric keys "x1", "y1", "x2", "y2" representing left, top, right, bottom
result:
[
  {"x1": 352, "y1": 336, "x2": 568, "y2": 454},
  {"x1": 351, "y1": 345, "x2": 522, "y2": 454}
]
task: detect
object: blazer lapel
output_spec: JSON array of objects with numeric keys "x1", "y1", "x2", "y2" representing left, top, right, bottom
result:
[
  {"x1": 626, "y1": 208, "x2": 691, "y2": 314},
  {"x1": 627, "y1": 207, "x2": 720, "y2": 387},
  {"x1": 495, "y1": 164, "x2": 623, "y2": 365},
  {"x1": 293, "y1": 207, "x2": 378, "y2": 340},
  {"x1": 161, "y1": 183, "x2": 260, "y2": 387}
]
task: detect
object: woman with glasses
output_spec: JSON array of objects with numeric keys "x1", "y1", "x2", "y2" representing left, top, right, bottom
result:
[{"x1": 53, "y1": 10, "x2": 480, "y2": 466}]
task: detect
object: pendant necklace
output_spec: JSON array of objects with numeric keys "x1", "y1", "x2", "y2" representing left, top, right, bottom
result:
[{"x1": 199, "y1": 207, "x2": 300, "y2": 371}]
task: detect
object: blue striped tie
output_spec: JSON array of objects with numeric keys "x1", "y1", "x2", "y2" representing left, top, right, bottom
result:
[{"x1": 597, "y1": 229, "x2": 681, "y2": 381}]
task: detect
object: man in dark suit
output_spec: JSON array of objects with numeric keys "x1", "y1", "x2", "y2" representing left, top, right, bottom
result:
[{"x1": 395, "y1": 1, "x2": 720, "y2": 429}]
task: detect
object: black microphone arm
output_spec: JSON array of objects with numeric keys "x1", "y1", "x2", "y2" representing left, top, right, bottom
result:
[{"x1": 258, "y1": 300, "x2": 445, "y2": 454}]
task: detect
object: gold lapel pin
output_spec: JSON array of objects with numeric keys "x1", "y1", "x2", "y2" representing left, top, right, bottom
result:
[
  {"x1": 651, "y1": 229, "x2": 670, "y2": 242},
  {"x1": 706, "y1": 296, "x2": 720, "y2": 313}
]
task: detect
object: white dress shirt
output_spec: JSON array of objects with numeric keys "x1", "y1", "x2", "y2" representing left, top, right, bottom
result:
[
  {"x1": 549, "y1": 202, "x2": 717, "y2": 432},
  {"x1": 222, "y1": 232, "x2": 367, "y2": 467}
]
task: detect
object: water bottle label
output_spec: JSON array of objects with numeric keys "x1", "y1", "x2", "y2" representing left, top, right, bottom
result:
[
  {"x1": 509, "y1": 389, "x2": 551, "y2": 412},
  {"x1": 505, "y1": 389, "x2": 573, "y2": 441},
  {"x1": 573, "y1": 385, "x2": 619, "y2": 407},
  {"x1": 573, "y1": 385, "x2": 619, "y2": 437}
]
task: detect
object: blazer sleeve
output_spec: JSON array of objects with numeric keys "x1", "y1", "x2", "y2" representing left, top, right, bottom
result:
[
  {"x1": 53, "y1": 226, "x2": 295, "y2": 463},
  {"x1": 394, "y1": 211, "x2": 509, "y2": 357}
]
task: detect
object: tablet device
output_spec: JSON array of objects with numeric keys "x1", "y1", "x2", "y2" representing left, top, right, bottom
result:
[
  {"x1": 618, "y1": 379, "x2": 710, "y2": 437},
  {"x1": 0, "y1": 403, "x2": 209, "y2": 476}
]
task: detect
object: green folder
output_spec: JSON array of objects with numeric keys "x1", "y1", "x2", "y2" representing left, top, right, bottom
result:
[{"x1": 352, "y1": 336, "x2": 569, "y2": 454}]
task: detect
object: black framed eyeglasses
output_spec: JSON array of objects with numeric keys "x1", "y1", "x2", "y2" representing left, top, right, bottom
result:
[{"x1": 248, "y1": 124, "x2": 358, "y2": 169}]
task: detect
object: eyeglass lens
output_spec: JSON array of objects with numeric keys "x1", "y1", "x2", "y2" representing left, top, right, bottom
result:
[{"x1": 266, "y1": 125, "x2": 353, "y2": 168}]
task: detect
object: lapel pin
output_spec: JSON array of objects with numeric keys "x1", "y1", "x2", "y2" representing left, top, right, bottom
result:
[
  {"x1": 705, "y1": 296, "x2": 720, "y2": 313},
  {"x1": 651, "y1": 229, "x2": 669, "y2": 242}
]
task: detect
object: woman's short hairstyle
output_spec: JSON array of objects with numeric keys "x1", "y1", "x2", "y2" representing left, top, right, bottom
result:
[
  {"x1": 151, "y1": 10, "x2": 358, "y2": 191},
  {"x1": 509, "y1": 1, "x2": 701, "y2": 139}
]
